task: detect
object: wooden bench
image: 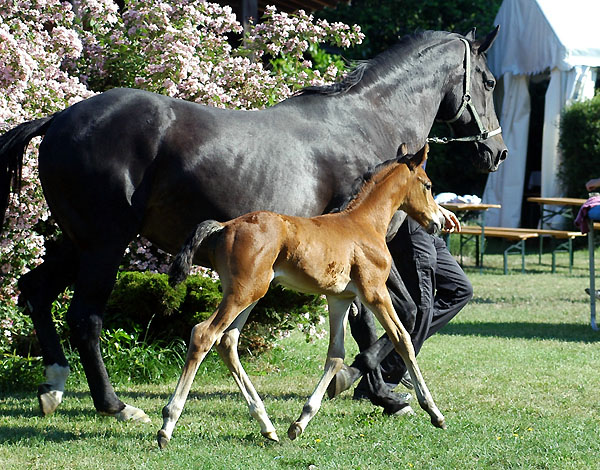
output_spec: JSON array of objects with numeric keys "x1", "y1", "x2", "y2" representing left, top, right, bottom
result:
[
  {"x1": 458, "y1": 226, "x2": 539, "y2": 274},
  {"x1": 457, "y1": 226, "x2": 585, "y2": 274}
]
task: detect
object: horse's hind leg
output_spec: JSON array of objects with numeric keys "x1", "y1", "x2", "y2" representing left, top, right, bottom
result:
[
  {"x1": 18, "y1": 239, "x2": 77, "y2": 416},
  {"x1": 214, "y1": 305, "x2": 279, "y2": 442},
  {"x1": 66, "y1": 247, "x2": 150, "y2": 423},
  {"x1": 288, "y1": 296, "x2": 353, "y2": 440}
]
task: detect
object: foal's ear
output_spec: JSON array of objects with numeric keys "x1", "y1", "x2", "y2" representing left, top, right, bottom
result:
[
  {"x1": 415, "y1": 143, "x2": 429, "y2": 168},
  {"x1": 406, "y1": 143, "x2": 428, "y2": 171},
  {"x1": 474, "y1": 25, "x2": 500, "y2": 54}
]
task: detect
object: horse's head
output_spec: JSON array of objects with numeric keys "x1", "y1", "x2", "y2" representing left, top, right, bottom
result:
[
  {"x1": 437, "y1": 27, "x2": 508, "y2": 172},
  {"x1": 398, "y1": 144, "x2": 444, "y2": 234}
]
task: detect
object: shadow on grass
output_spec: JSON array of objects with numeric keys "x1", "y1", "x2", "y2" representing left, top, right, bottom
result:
[
  {"x1": 439, "y1": 321, "x2": 600, "y2": 343},
  {"x1": 0, "y1": 425, "x2": 86, "y2": 443}
]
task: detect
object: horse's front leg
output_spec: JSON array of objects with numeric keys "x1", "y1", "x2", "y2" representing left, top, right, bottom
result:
[
  {"x1": 361, "y1": 289, "x2": 445, "y2": 429},
  {"x1": 288, "y1": 296, "x2": 352, "y2": 440},
  {"x1": 214, "y1": 304, "x2": 279, "y2": 442}
]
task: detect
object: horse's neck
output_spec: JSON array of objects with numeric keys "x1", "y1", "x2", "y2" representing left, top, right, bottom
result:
[
  {"x1": 339, "y1": 40, "x2": 461, "y2": 154},
  {"x1": 343, "y1": 165, "x2": 410, "y2": 236}
]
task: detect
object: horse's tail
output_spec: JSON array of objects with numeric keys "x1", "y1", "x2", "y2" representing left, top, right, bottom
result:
[
  {"x1": 0, "y1": 115, "x2": 55, "y2": 229},
  {"x1": 169, "y1": 220, "x2": 224, "y2": 287}
]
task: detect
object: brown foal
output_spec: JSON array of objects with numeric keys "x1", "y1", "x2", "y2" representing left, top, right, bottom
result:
[{"x1": 157, "y1": 144, "x2": 446, "y2": 448}]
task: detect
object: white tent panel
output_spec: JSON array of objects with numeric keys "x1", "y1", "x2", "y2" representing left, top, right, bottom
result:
[
  {"x1": 482, "y1": 74, "x2": 531, "y2": 227},
  {"x1": 482, "y1": 0, "x2": 600, "y2": 227},
  {"x1": 489, "y1": 0, "x2": 600, "y2": 75}
]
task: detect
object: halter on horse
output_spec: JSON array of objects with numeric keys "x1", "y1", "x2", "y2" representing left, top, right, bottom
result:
[
  {"x1": 158, "y1": 145, "x2": 444, "y2": 447},
  {"x1": 0, "y1": 28, "x2": 507, "y2": 423}
]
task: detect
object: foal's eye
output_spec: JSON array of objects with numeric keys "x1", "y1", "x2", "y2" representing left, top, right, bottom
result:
[{"x1": 424, "y1": 182, "x2": 432, "y2": 191}]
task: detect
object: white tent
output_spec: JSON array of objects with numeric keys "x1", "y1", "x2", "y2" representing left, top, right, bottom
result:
[{"x1": 482, "y1": 0, "x2": 600, "y2": 228}]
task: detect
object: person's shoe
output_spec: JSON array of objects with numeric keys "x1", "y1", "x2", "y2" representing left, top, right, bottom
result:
[
  {"x1": 585, "y1": 288, "x2": 600, "y2": 300},
  {"x1": 399, "y1": 371, "x2": 414, "y2": 390},
  {"x1": 327, "y1": 364, "x2": 362, "y2": 399},
  {"x1": 383, "y1": 403, "x2": 415, "y2": 417},
  {"x1": 374, "y1": 390, "x2": 413, "y2": 415}
]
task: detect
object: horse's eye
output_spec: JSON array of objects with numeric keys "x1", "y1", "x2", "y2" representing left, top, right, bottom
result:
[
  {"x1": 484, "y1": 78, "x2": 495, "y2": 90},
  {"x1": 424, "y1": 182, "x2": 432, "y2": 191}
]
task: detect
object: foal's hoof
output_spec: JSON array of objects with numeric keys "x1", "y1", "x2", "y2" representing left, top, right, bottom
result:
[
  {"x1": 37, "y1": 383, "x2": 62, "y2": 416},
  {"x1": 432, "y1": 415, "x2": 447, "y2": 430},
  {"x1": 261, "y1": 430, "x2": 280, "y2": 442},
  {"x1": 287, "y1": 423, "x2": 303, "y2": 440},
  {"x1": 157, "y1": 430, "x2": 170, "y2": 449},
  {"x1": 326, "y1": 364, "x2": 359, "y2": 399}
]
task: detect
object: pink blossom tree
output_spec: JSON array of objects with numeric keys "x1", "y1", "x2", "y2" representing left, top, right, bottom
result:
[{"x1": 0, "y1": 0, "x2": 363, "y2": 303}]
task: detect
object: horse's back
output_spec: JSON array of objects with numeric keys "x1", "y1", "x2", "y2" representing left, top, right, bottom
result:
[{"x1": 37, "y1": 88, "x2": 196, "y2": 245}]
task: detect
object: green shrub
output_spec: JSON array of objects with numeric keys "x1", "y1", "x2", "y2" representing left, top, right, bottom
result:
[
  {"x1": 105, "y1": 271, "x2": 328, "y2": 353},
  {"x1": 559, "y1": 94, "x2": 600, "y2": 198}
]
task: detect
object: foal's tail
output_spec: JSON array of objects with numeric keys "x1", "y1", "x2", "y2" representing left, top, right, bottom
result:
[
  {"x1": 169, "y1": 220, "x2": 224, "y2": 287},
  {"x1": 0, "y1": 115, "x2": 55, "y2": 230}
]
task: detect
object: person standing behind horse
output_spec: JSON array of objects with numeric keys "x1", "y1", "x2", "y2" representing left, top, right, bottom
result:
[{"x1": 329, "y1": 178, "x2": 473, "y2": 416}]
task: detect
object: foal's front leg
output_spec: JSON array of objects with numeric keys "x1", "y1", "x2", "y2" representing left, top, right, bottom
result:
[
  {"x1": 288, "y1": 296, "x2": 353, "y2": 439},
  {"x1": 361, "y1": 289, "x2": 446, "y2": 429}
]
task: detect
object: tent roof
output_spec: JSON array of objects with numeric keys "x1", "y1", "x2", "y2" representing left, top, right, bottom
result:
[{"x1": 488, "y1": 0, "x2": 600, "y2": 76}]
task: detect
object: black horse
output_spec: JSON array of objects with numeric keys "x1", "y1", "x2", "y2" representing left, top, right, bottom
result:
[{"x1": 0, "y1": 29, "x2": 506, "y2": 423}]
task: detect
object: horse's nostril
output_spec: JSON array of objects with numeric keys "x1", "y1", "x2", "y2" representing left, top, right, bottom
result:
[{"x1": 499, "y1": 149, "x2": 508, "y2": 162}]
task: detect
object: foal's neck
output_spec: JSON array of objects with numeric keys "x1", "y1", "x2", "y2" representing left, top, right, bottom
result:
[{"x1": 341, "y1": 164, "x2": 410, "y2": 236}]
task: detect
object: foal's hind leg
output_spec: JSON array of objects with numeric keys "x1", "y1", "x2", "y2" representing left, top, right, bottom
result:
[
  {"x1": 158, "y1": 295, "x2": 264, "y2": 449},
  {"x1": 288, "y1": 296, "x2": 353, "y2": 440},
  {"x1": 360, "y1": 288, "x2": 445, "y2": 429},
  {"x1": 214, "y1": 306, "x2": 279, "y2": 442},
  {"x1": 18, "y1": 239, "x2": 77, "y2": 416}
]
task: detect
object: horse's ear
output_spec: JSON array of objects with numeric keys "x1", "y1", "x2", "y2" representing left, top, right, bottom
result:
[
  {"x1": 397, "y1": 143, "x2": 409, "y2": 158},
  {"x1": 474, "y1": 25, "x2": 500, "y2": 54},
  {"x1": 464, "y1": 27, "x2": 476, "y2": 41}
]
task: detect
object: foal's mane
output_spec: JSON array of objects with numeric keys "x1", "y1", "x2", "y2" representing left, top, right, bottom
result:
[
  {"x1": 297, "y1": 30, "x2": 460, "y2": 97},
  {"x1": 329, "y1": 157, "x2": 404, "y2": 214}
]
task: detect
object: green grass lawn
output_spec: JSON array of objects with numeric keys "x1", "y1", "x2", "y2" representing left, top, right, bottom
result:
[{"x1": 2, "y1": 246, "x2": 600, "y2": 469}]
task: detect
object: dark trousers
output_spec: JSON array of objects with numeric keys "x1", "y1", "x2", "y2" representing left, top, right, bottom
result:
[{"x1": 349, "y1": 217, "x2": 473, "y2": 402}]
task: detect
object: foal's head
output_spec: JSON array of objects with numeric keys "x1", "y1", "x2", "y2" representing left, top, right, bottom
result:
[{"x1": 399, "y1": 144, "x2": 444, "y2": 234}]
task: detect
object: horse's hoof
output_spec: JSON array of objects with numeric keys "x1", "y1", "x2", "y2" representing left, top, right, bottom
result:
[
  {"x1": 287, "y1": 423, "x2": 303, "y2": 440},
  {"x1": 106, "y1": 404, "x2": 152, "y2": 423},
  {"x1": 157, "y1": 430, "x2": 170, "y2": 449},
  {"x1": 261, "y1": 430, "x2": 279, "y2": 442},
  {"x1": 326, "y1": 364, "x2": 359, "y2": 399},
  {"x1": 37, "y1": 383, "x2": 62, "y2": 416}
]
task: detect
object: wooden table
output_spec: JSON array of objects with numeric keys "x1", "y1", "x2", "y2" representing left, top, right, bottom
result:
[
  {"x1": 526, "y1": 196, "x2": 587, "y2": 226},
  {"x1": 528, "y1": 196, "x2": 598, "y2": 330}
]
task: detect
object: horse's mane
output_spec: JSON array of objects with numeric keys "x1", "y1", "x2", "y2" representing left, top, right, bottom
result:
[
  {"x1": 297, "y1": 30, "x2": 460, "y2": 97},
  {"x1": 328, "y1": 157, "x2": 403, "y2": 214}
]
